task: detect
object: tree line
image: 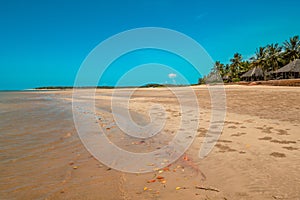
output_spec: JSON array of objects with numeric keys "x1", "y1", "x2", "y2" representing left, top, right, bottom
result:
[{"x1": 199, "y1": 35, "x2": 300, "y2": 83}]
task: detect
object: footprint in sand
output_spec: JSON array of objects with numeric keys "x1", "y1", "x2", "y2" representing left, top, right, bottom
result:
[
  {"x1": 210, "y1": 124, "x2": 220, "y2": 129},
  {"x1": 262, "y1": 127, "x2": 273, "y2": 134},
  {"x1": 244, "y1": 119, "x2": 254, "y2": 123},
  {"x1": 258, "y1": 136, "x2": 272, "y2": 140},
  {"x1": 225, "y1": 121, "x2": 242, "y2": 125},
  {"x1": 231, "y1": 132, "x2": 247, "y2": 137},
  {"x1": 275, "y1": 129, "x2": 289, "y2": 135},
  {"x1": 282, "y1": 146, "x2": 298, "y2": 151},
  {"x1": 218, "y1": 139, "x2": 232, "y2": 143},
  {"x1": 270, "y1": 152, "x2": 286, "y2": 158},
  {"x1": 255, "y1": 126, "x2": 273, "y2": 134},
  {"x1": 270, "y1": 139, "x2": 296, "y2": 144},
  {"x1": 215, "y1": 144, "x2": 236, "y2": 153},
  {"x1": 197, "y1": 128, "x2": 207, "y2": 137}
]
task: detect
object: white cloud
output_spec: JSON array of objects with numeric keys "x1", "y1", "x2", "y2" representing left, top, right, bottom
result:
[{"x1": 168, "y1": 73, "x2": 177, "y2": 79}]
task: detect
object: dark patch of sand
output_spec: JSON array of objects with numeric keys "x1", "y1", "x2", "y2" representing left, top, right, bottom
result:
[{"x1": 270, "y1": 152, "x2": 286, "y2": 158}]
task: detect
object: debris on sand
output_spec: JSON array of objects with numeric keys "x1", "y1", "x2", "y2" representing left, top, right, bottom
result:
[{"x1": 195, "y1": 186, "x2": 219, "y2": 192}]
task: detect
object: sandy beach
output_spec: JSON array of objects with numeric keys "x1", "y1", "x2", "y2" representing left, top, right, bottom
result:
[{"x1": 0, "y1": 85, "x2": 299, "y2": 200}]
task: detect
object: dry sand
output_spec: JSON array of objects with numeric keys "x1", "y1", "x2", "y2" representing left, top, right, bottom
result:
[{"x1": 0, "y1": 85, "x2": 299, "y2": 200}]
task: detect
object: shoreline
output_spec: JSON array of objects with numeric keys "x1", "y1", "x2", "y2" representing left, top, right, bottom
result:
[{"x1": 18, "y1": 78, "x2": 300, "y2": 91}]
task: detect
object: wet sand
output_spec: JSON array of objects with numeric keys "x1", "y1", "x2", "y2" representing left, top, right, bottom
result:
[{"x1": 0, "y1": 85, "x2": 299, "y2": 199}]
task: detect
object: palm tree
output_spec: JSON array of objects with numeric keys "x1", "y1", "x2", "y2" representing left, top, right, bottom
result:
[
  {"x1": 208, "y1": 61, "x2": 225, "y2": 82},
  {"x1": 229, "y1": 53, "x2": 242, "y2": 79},
  {"x1": 250, "y1": 46, "x2": 268, "y2": 79},
  {"x1": 239, "y1": 60, "x2": 251, "y2": 74},
  {"x1": 283, "y1": 35, "x2": 300, "y2": 63},
  {"x1": 224, "y1": 64, "x2": 230, "y2": 75},
  {"x1": 211, "y1": 61, "x2": 225, "y2": 77},
  {"x1": 265, "y1": 43, "x2": 283, "y2": 72},
  {"x1": 250, "y1": 47, "x2": 266, "y2": 67},
  {"x1": 221, "y1": 63, "x2": 231, "y2": 82}
]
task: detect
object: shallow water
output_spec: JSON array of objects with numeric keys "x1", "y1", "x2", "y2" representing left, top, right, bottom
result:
[
  {"x1": 0, "y1": 90, "x2": 161, "y2": 199},
  {"x1": 0, "y1": 91, "x2": 79, "y2": 199}
]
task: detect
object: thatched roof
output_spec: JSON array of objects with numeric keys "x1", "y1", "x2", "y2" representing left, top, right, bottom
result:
[
  {"x1": 222, "y1": 75, "x2": 230, "y2": 80},
  {"x1": 276, "y1": 59, "x2": 300, "y2": 73},
  {"x1": 241, "y1": 67, "x2": 263, "y2": 78}
]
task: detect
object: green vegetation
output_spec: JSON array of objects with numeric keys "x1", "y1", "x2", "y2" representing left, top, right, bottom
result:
[
  {"x1": 140, "y1": 83, "x2": 166, "y2": 88},
  {"x1": 35, "y1": 86, "x2": 74, "y2": 90},
  {"x1": 201, "y1": 35, "x2": 300, "y2": 83},
  {"x1": 35, "y1": 84, "x2": 189, "y2": 90},
  {"x1": 35, "y1": 86, "x2": 115, "y2": 90}
]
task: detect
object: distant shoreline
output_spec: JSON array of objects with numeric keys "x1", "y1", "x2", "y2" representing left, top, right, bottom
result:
[
  {"x1": 33, "y1": 78, "x2": 300, "y2": 90},
  {"x1": 2, "y1": 79, "x2": 297, "y2": 92},
  {"x1": 33, "y1": 84, "x2": 195, "y2": 90}
]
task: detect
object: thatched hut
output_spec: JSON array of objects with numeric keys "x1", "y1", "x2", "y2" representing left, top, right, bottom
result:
[
  {"x1": 274, "y1": 59, "x2": 300, "y2": 79},
  {"x1": 222, "y1": 75, "x2": 231, "y2": 82},
  {"x1": 241, "y1": 67, "x2": 263, "y2": 81}
]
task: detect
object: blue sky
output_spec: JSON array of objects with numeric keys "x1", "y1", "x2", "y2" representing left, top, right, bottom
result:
[{"x1": 0, "y1": 0, "x2": 299, "y2": 90}]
